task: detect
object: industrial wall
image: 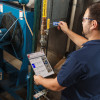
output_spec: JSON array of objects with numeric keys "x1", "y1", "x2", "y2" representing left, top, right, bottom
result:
[
  {"x1": 45, "y1": 0, "x2": 100, "y2": 63},
  {"x1": 47, "y1": 0, "x2": 71, "y2": 58}
]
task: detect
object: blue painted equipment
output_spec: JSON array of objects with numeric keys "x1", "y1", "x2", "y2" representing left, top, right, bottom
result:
[
  {"x1": 0, "y1": 1, "x2": 34, "y2": 100},
  {"x1": 0, "y1": 1, "x2": 47, "y2": 100},
  {"x1": 19, "y1": 0, "x2": 29, "y2": 4},
  {"x1": 2, "y1": 0, "x2": 29, "y2": 4},
  {"x1": 0, "y1": 28, "x2": 8, "y2": 41},
  {"x1": 0, "y1": 2, "x2": 34, "y2": 58}
]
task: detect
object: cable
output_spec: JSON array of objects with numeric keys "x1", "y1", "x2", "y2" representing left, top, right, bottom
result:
[{"x1": 23, "y1": 4, "x2": 34, "y2": 36}]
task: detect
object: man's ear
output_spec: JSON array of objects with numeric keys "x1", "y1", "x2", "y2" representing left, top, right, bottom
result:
[{"x1": 90, "y1": 20, "x2": 98, "y2": 30}]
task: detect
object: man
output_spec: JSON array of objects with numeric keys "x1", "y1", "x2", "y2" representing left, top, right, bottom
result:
[{"x1": 34, "y1": 2, "x2": 100, "y2": 100}]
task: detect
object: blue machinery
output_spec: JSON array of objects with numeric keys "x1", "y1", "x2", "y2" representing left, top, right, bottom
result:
[
  {"x1": 0, "y1": 0, "x2": 43, "y2": 100},
  {"x1": 2, "y1": 0, "x2": 29, "y2": 4}
]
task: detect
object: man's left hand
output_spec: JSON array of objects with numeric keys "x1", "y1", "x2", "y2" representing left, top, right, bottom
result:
[{"x1": 34, "y1": 75, "x2": 43, "y2": 85}]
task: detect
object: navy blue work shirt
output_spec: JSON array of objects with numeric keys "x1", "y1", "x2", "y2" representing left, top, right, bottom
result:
[{"x1": 57, "y1": 40, "x2": 100, "y2": 100}]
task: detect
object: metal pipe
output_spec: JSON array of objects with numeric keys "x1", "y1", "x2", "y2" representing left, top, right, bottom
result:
[
  {"x1": 40, "y1": 0, "x2": 48, "y2": 54},
  {"x1": 66, "y1": 0, "x2": 78, "y2": 52}
]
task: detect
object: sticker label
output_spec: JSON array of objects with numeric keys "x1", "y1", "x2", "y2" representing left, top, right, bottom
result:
[
  {"x1": 19, "y1": 10, "x2": 23, "y2": 20},
  {"x1": 0, "y1": 4, "x2": 3, "y2": 13},
  {"x1": 53, "y1": 22, "x2": 59, "y2": 26}
]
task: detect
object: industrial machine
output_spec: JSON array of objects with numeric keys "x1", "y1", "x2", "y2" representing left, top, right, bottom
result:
[
  {"x1": 0, "y1": 0, "x2": 36, "y2": 100},
  {"x1": 2, "y1": 0, "x2": 29, "y2": 4},
  {"x1": 0, "y1": 0, "x2": 48, "y2": 99}
]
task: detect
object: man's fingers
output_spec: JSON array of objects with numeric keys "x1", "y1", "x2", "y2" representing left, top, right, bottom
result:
[
  {"x1": 57, "y1": 26, "x2": 61, "y2": 30},
  {"x1": 57, "y1": 21, "x2": 63, "y2": 30},
  {"x1": 59, "y1": 21, "x2": 65, "y2": 25}
]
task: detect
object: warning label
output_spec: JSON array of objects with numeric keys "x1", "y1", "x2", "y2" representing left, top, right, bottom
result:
[
  {"x1": 0, "y1": 4, "x2": 3, "y2": 13},
  {"x1": 19, "y1": 10, "x2": 23, "y2": 20}
]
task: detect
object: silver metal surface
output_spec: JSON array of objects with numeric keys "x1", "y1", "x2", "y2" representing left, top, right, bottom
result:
[{"x1": 47, "y1": 0, "x2": 70, "y2": 27}]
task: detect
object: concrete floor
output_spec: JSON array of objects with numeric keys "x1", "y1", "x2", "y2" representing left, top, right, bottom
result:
[{"x1": 0, "y1": 50, "x2": 62, "y2": 100}]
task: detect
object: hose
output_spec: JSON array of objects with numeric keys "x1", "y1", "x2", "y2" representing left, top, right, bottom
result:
[{"x1": 23, "y1": 4, "x2": 34, "y2": 36}]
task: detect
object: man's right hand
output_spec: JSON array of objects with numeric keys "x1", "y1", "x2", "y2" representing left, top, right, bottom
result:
[{"x1": 58, "y1": 21, "x2": 69, "y2": 34}]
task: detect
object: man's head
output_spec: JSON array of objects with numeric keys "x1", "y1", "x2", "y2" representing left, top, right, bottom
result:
[
  {"x1": 88, "y1": 2, "x2": 100, "y2": 29},
  {"x1": 82, "y1": 2, "x2": 100, "y2": 38}
]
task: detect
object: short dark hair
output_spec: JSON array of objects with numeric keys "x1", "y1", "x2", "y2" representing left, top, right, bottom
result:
[{"x1": 88, "y1": 2, "x2": 100, "y2": 30}]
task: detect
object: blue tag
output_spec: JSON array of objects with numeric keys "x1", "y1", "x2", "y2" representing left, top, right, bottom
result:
[
  {"x1": 32, "y1": 64, "x2": 36, "y2": 68},
  {"x1": 53, "y1": 22, "x2": 59, "y2": 26}
]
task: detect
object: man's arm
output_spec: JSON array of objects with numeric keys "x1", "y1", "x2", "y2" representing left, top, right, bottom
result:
[
  {"x1": 58, "y1": 21, "x2": 88, "y2": 47},
  {"x1": 34, "y1": 75, "x2": 66, "y2": 91}
]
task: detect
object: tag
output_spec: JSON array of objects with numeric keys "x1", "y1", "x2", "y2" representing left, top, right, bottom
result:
[
  {"x1": 0, "y1": 4, "x2": 3, "y2": 13},
  {"x1": 19, "y1": 10, "x2": 23, "y2": 20},
  {"x1": 53, "y1": 22, "x2": 59, "y2": 26}
]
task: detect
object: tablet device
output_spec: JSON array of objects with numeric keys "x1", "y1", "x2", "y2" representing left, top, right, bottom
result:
[{"x1": 27, "y1": 52, "x2": 54, "y2": 77}]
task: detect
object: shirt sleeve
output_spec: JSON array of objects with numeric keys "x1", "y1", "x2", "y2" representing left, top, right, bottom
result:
[{"x1": 57, "y1": 55, "x2": 87, "y2": 87}]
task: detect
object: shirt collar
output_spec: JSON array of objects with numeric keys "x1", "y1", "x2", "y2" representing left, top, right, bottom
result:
[{"x1": 82, "y1": 40, "x2": 100, "y2": 47}]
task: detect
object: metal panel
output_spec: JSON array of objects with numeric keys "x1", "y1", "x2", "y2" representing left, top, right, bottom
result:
[
  {"x1": 46, "y1": 0, "x2": 70, "y2": 58},
  {"x1": 47, "y1": 0, "x2": 70, "y2": 27},
  {"x1": 52, "y1": 0, "x2": 70, "y2": 20}
]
